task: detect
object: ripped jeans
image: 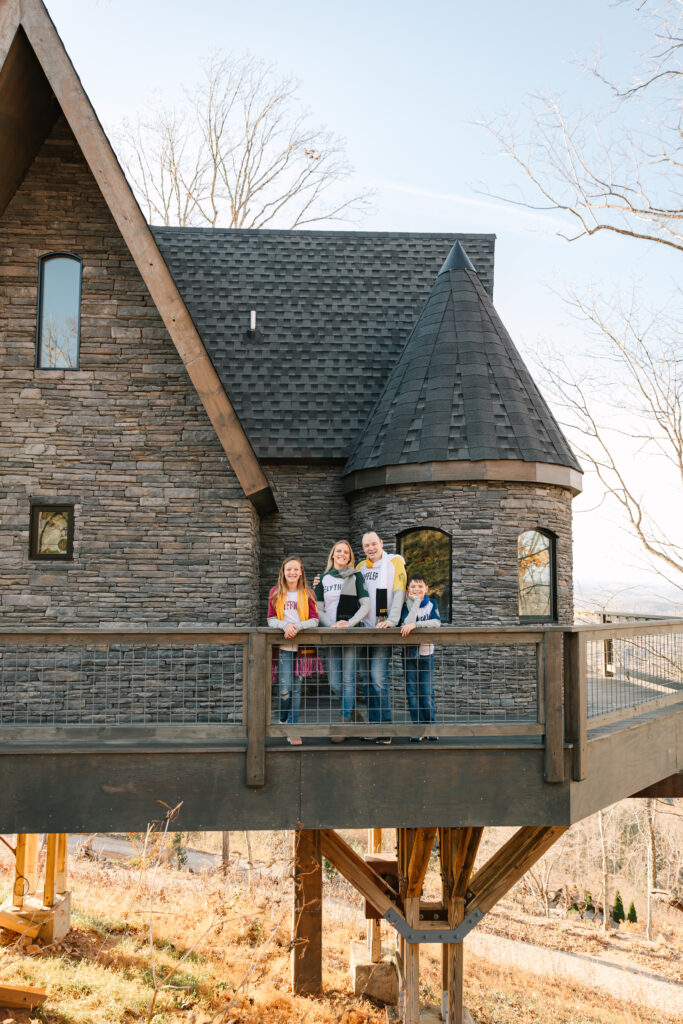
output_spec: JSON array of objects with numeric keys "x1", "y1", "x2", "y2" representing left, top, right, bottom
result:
[{"x1": 278, "y1": 649, "x2": 302, "y2": 724}]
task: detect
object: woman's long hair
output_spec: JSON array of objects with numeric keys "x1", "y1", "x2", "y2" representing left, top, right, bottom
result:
[
  {"x1": 272, "y1": 555, "x2": 313, "y2": 604},
  {"x1": 325, "y1": 539, "x2": 355, "y2": 572}
]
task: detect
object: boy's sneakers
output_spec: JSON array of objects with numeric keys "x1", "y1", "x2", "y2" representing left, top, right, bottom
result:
[{"x1": 375, "y1": 736, "x2": 392, "y2": 745}]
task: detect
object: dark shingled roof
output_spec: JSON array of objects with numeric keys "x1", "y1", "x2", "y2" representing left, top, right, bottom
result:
[
  {"x1": 344, "y1": 243, "x2": 582, "y2": 475},
  {"x1": 152, "y1": 228, "x2": 495, "y2": 460}
]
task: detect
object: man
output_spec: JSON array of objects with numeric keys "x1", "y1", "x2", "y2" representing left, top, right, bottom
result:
[{"x1": 356, "y1": 531, "x2": 407, "y2": 737}]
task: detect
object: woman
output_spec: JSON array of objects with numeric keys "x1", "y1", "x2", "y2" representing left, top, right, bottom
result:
[
  {"x1": 314, "y1": 540, "x2": 370, "y2": 736},
  {"x1": 267, "y1": 556, "x2": 318, "y2": 743}
]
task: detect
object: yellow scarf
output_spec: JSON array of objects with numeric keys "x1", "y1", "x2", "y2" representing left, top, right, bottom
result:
[{"x1": 274, "y1": 589, "x2": 311, "y2": 622}]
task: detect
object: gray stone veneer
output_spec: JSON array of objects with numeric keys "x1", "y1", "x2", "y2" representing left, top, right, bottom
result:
[
  {"x1": 0, "y1": 117, "x2": 259, "y2": 627},
  {"x1": 259, "y1": 463, "x2": 351, "y2": 618},
  {"x1": 349, "y1": 480, "x2": 574, "y2": 625}
]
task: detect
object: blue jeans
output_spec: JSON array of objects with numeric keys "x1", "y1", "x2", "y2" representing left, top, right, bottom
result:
[
  {"x1": 326, "y1": 646, "x2": 357, "y2": 719},
  {"x1": 278, "y1": 650, "x2": 301, "y2": 724},
  {"x1": 360, "y1": 644, "x2": 392, "y2": 723},
  {"x1": 405, "y1": 650, "x2": 435, "y2": 724}
]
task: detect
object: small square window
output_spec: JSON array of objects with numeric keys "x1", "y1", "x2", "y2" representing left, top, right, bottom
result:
[{"x1": 30, "y1": 504, "x2": 74, "y2": 560}]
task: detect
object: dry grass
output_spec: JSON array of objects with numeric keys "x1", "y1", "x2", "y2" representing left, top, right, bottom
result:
[{"x1": 0, "y1": 831, "x2": 680, "y2": 1024}]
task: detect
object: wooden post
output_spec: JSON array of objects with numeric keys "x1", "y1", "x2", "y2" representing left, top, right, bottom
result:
[
  {"x1": 543, "y1": 630, "x2": 564, "y2": 783},
  {"x1": 44, "y1": 834, "x2": 57, "y2": 908},
  {"x1": 246, "y1": 632, "x2": 268, "y2": 787},
  {"x1": 398, "y1": 829, "x2": 419, "y2": 1024},
  {"x1": 447, "y1": 894, "x2": 465, "y2": 1024},
  {"x1": 13, "y1": 834, "x2": 27, "y2": 908},
  {"x1": 564, "y1": 631, "x2": 587, "y2": 781},
  {"x1": 367, "y1": 828, "x2": 382, "y2": 961},
  {"x1": 55, "y1": 833, "x2": 67, "y2": 894},
  {"x1": 291, "y1": 829, "x2": 322, "y2": 996},
  {"x1": 13, "y1": 834, "x2": 39, "y2": 907}
]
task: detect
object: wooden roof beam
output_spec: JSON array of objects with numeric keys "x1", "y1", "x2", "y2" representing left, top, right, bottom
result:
[{"x1": 0, "y1": 0, "x2": 275, "y2": 514}]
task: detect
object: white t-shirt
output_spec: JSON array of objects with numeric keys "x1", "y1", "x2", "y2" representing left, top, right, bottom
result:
[{"x1": 320, "y1": 572, "x2": 344, "y2": 622}]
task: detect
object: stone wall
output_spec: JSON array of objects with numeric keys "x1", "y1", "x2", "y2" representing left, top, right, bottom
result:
[
  {"x1": 0, "y1": 116, "x2": 259, "y2": 627},
  {"x1": 349, "y1": 480, "x2": 574, "y2": 625},
  {"x1": 259, "y1": 463, "x2": 351, "y2": 617}
]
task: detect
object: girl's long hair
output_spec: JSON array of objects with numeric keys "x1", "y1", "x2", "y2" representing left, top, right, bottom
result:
[
  {"x1": 325, "y1": 539, "x2": 355, "y2": 572},
  {"x1": 272, "y1": 555, "x2": 313, "y2": 604}
]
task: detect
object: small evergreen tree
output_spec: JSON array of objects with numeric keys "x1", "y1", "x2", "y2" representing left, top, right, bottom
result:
[
  {"x1": 585, "y1": 891, "x2": 594, "y2": 911},
  {"x1": 612, "y1": 890, "x2": 625, "y2": 923},
  {"x1": 627, "y1": 900, "x2": 637, "y2": 923}
]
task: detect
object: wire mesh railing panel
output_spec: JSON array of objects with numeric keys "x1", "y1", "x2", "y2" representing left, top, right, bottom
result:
[
  {"x1": 0, "y1": 644, "x2": 244, "y2": 726},
  {"x1": 586, "y1": 632, "x2": 683, "y2": 719},
  {"x1": 269, "y1": 641, "x2": 539, "y2": 729}
]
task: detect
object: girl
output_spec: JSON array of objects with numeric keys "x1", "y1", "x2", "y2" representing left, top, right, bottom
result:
[
  {"x1": 267, "y1": 556, "x2": 318, "y2": 742},
  {"x1": 314, "y1": 540, "x2": 370, "y2": 736}
]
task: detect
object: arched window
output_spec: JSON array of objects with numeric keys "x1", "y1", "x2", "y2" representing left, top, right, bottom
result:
[
  {"x1": 518, "y1": 529, "x2": 557, "y2": 621},
  {"x1": 36, "y1": 253, "x2": 81, "y2": 369},
  {"x1": 397, "y1": 527, "x2": 452, "y2": 622}
]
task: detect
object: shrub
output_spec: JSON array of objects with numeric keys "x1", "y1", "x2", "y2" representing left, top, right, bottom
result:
[
  {"x1": 627, "y1": 900, "x2": 637, "y2": 923},
  {"x1": 584, "y1": 891, "x2": 594, "y2": 911},
  {"x1": 612, "y1": 890, "x2": 625, "y2": 923}
]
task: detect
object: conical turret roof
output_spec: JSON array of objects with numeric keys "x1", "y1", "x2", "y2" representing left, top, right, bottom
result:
[{"x1": 344, "y1": 243, "x2": 581, "y2": 483}]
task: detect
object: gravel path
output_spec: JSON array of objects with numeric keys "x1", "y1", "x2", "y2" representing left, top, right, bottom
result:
[{"x1": 467, "y1": 930, "x2": 683, "y2": 1016}]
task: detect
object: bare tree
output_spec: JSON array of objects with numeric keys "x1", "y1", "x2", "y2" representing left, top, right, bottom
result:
[
  {"x1": 479, "y1": 0, "x2": 683, "y2": 585},
  {"x1": 478, "y1": 1, "x2": 682, "y2": 252},
  {"x1": 540, "y1": 287, "x2": 683, "y2": 586},
  {"x1": 115, "y1": 53, "x2": 370, "y2": 229}
]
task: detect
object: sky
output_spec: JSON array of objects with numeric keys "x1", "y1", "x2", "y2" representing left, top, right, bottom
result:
[{"x1": 43, "y1": 0, "x2": 682, "y2": 604}]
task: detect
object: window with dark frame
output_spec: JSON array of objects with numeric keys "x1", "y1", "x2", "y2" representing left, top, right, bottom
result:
[
  {"x1": 397, "y1": 527, "x2": 452, "y2": 622},
  {"x1": 30, "y1": 504, "x2": 74, "y2": 561},
  {"x1": 518, "y1": 529, "x2": 557, "y2": 621},
  {"x1": 35, "y1": 253, "x2": 82, "y2": 369}
]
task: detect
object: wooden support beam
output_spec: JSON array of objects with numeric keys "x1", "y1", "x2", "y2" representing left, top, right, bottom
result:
[
  {"x1": 543, "y1": 631, "x2": 564, "y2": 783},
  {"x1": 246, "y1": 633, "x2": 268, "y2": 787},
  {"x1": 13, "y1": 833, "x2": 38, "y2": 907},
  {"x1": 319, "y1": 830, "x2": 399, "y2": 915},
  {"x1": 564, "y1": 631, "x2": 587, "y2": 781},
  {"x1": 404, "y1": 895, "x2": 420, "y2": 1024},
  {"x1": 441, "y1": 827, "x2": 482, "y2": 1024},
  {"x1": 466, "y1": 826, "x2": 567, "y2": 919},
  {"x1": 44, "y1": 833, "x2": 57, "y2": 907},
  {"x1": 291, "y1": 829, "x2": 322, "y2": 996},
  {"x1": 55, "y1": 833, "x2": 67, "y2": 893},
  {"x1": 367, "y1": 828, "x2": 382, "y2": 962},
  {"x1": 406, "y1": 827, "x2": 437, "y2": 898}
]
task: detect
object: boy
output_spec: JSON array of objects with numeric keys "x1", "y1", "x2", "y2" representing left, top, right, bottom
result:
[{"x1": 400, "y1": 574, "x2": 441, "y2": 739}]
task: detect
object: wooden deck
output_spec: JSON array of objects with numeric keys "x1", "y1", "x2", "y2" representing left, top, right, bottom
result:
[{"x1": 0, "y1": 622, "x2": 681, "y2": 832}]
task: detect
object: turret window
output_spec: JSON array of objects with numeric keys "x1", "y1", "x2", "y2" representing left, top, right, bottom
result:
[
  {"x1": 397, "y1": 527, "x2": 452, "y2": 622},
  {"x1": 36, "y1": 253, "x2": 82, "y2": 369},
  {"x1": 518, "y1": 529, "x2": 557, "y2": 621}
]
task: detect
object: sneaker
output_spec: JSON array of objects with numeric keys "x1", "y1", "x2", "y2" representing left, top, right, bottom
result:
[
  {"x1": 409, "y1": 736, "x2": 423, "y2": 743},
  {"x1": 287, "y1": 736, "x2": 302, "y2": 746},
  {"x1": 375, "y1": 736, "x2": 392, "y2": 745},
  {"x1": 426, "y1": 735, "x2": 439, "y2": 742}
]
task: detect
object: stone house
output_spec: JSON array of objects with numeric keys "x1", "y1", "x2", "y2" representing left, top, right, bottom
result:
[{"x1": 0, "y1": 0, "x2": 582, "y2": 634}]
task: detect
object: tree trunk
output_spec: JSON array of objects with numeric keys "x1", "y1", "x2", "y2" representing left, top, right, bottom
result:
[
  {"x1": 221, "y1": 831, "x2": 230, "y2": 873},
  {"x1": 598, "y1": 810, "x2": 609, "y2": 933}
]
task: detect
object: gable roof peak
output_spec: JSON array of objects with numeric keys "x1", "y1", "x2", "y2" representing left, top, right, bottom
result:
[{"x1": 438, "y1": 240, "x2": 476, "y2": 276}]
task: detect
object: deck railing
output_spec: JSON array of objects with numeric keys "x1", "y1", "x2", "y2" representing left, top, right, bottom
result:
[{"x1": 1, "y1": 620, "x2": 682, "y2": 787}]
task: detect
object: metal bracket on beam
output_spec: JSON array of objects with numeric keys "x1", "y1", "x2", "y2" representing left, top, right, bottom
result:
[{"x1": 384, "y1": 906, "x2": 483, "y2": 944}]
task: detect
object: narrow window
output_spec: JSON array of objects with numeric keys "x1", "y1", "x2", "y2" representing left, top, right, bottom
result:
[
  {"x1": 30, "y1": 504, "x2": 74, "y2": 560},
  {"x1": 518, "y1": 529, "x2": 556, "y2": 621},
  {"x1": 36, "y1": 253, "x2": 81, "y2": 368},
  {"x1": 397, "y1": 527, "x2": 452, "y2": 622}
]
